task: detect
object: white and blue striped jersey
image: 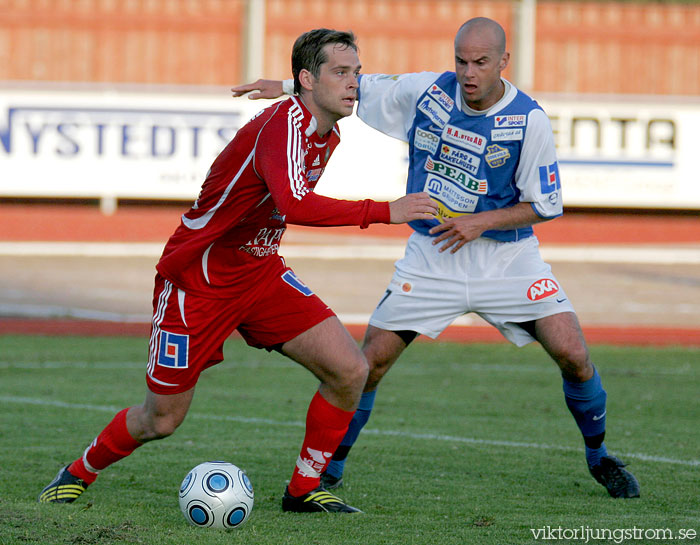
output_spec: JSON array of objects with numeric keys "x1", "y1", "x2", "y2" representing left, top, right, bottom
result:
[{"x1": 357, "y1": 71, "x2": 563, "y2": 241}]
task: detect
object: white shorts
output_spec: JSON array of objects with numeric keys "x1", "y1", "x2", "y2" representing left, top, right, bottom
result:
[{"x1": 369, "y1": 233, "x2": 576, "y2": 346}]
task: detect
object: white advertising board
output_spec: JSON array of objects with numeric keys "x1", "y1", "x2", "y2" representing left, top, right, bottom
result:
[{"x1": 1, "y1": 85, "x2": 698, "y2": 210}]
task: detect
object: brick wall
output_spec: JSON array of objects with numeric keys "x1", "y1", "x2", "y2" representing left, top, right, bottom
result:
[{"x1": 1, "y1": 0, "x2": 698, "y2": 95}]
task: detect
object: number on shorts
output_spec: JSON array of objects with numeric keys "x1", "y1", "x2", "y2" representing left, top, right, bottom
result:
[{"x1": 376, "y1": 289, "x2": 392, "y2": 308}]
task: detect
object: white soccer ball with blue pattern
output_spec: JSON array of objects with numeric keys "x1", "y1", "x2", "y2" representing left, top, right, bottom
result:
[{"x1": 179, "y1": 461, "x2": 254, "y2": 529}]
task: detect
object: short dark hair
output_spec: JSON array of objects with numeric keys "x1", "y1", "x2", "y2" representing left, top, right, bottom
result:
[{"x1": 291, "y1": 28, "x2": 358, "y2": 94}]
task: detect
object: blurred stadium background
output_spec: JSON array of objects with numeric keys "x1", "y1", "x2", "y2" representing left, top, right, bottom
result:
[{"x1": 0, "y1": 0, "x2": 699, "y2": 343}]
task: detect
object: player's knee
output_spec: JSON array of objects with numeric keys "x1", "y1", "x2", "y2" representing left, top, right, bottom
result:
[
  {"x1": 142, "y1": 413, "x2": 184, "y2": 441},
  {"x1": 366, "y1": 361, "x2": 389, "y2": 390},
  {"x1": 332, "y1": 355, "x2": 369, "y2": 396},
  {"x1": 555, "y1": 343, "x2": 592, "y2": 381}
]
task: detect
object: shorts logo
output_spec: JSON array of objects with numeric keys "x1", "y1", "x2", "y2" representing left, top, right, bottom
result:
[
  {"x1": 485, "y1": 144, "x2": 510, "y2": 168},
  {"x1": 494, "y1": 115, "x2": 526, "y2": 127},
  {"x1": 417, "y1": 97, "x2": 450, "y2": 129},
  {"x1": 491, "y1": 128, "x2": 523, "y2": 141},
  {"x1": 439, "y1": 143, "x2": 480, "y2": 175},
  {"x1": 526, "y1": 278, "x2": 560, "y2": 301},
  {"x1": 414, "y1": 128, "x2": 439, "y2": 154},
  {"x1": 158, "y1": 331, "x2": 189, "y2": 368},
  {"x1": 282, "y1": 270, "x2": 313, "y2": 296},
  {"x1": 429, "y1": 84, "x2": 454, "y2": 112},
  {"x1": 442, "y1": 125, "x2": 486, "y2": 154},
  {"x1": 402, "y1": 282, "x2": 412, "y2": 293}
]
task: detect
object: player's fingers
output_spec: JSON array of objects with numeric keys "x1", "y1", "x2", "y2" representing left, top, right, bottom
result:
[
  {"x1": 450, "y1": 239, "x2": 467, "y2": 254},
  {"x1": 231, "y1": 84, "x2": 255, "y2": 95},
  {"x1": 438, "y1": 237, "x2": 457, "y2": 253},
  {"x1": 431, "y1": 230, "x2": 453, "y2": 245},
  {"x1": 428, "y1": 223, "x2": 449, "y2": 235}
]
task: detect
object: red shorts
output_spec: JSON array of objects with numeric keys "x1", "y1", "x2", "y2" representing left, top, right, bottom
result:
[{"x1": 145, "y1": 260, "x2": 334, "y2": 394}]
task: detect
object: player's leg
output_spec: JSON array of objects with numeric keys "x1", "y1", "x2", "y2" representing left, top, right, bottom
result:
[
  {"x1": 323, "y1": 232, "x2": 467, "y2": 488},
  {"x1": 39, "y1": 388, "x2": 195, "y2": 504},
  {"x1": 39, "y1": 275, "x2": 234, "y2": 504},
  {"x1": 472, "y1": 238, "x2": 639, "y2": 498},
  {"x1": 279, "y1": 316, "x2": 367, "y2": 512},
  {"x1": 322, "y1": 326, "x2": 414, "y2": 489},
  {"x1": 528, "y1": 311, "x2": 639, "y2": 498}
]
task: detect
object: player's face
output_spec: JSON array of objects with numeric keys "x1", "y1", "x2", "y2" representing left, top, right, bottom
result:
[
  {"x1": 307, "y1": 44, "x2": 361, "y2": 130},
  {"x1": 454, "y1": 28, "x2": 509, "y2": 111}
]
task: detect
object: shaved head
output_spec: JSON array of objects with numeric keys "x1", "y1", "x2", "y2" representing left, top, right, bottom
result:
[
  {"x1": 455, "y1": 17, "x2": 506, "y2": 55},
  {"x1": 453, "y1": 17, "x2": 510, "y2": 110}
]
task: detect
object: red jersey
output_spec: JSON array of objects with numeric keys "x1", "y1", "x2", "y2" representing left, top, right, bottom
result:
[{"x1": 156, "y1": 96, "x2": 390, "y2": 297}]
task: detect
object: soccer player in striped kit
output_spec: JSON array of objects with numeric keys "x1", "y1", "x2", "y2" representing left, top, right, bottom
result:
[
  {"x1": 233, "y1": 18, "x2": 640, "y2": 499},
  {"x1": 38, "y1": 28, "x2": 437, "y2": 513}
]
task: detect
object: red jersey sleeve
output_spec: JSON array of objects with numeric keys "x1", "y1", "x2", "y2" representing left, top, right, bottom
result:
[{"x1": 253, "y1": 108, "x2": 391, "y2": 229}]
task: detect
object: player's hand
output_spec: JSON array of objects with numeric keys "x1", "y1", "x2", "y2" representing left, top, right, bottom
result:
[
  {"x1": 388, "y1": 193, "x2": 438, "y2": 224},
  {"x1": 231, "y1": 79, "x2": 285, "y2": 99},
  {"x1": 429, "y1": 215, "x2": 486, "y2": 253}
]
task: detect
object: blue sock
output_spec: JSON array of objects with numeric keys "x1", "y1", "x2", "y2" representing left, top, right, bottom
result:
[
  {"x1": 562, "y1": 368, "x2": 608, "y2": 466},
  {"x1": 585, "y1": 444, "x2": 607, "y2": 467},
  {"x1": 325, "y1": 390, "x2": 377, "y2": 479}
]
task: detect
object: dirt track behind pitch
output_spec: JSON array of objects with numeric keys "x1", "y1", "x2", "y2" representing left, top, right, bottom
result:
[{"x1": 1, "y1": 204, "x2": 699, "y2": 345}]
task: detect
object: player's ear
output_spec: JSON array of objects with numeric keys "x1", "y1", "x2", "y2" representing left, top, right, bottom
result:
[
  {"x1": 298, "y1": 69, "x2": 315, "y2": 93},
  {"x1": 499, "y1": 52, "x2": 510, "y2": 72}
]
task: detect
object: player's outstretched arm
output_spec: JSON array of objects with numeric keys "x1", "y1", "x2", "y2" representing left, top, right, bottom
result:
[
  {"x1": 388, "y1": 192, "x2": 438, "y2": 224},
  {"x1": 231, "y1": 79, "x2": 285, "y2": 99}
]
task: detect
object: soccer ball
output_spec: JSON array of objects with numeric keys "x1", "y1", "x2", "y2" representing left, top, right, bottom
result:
[{"x1": 178, "y1": 461, "x2": 254, "y2": 529}]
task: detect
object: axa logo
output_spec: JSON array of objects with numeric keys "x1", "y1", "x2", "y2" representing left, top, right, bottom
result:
[{"x1": 526, "y1": 278, "x2": 560, "y2": 301}]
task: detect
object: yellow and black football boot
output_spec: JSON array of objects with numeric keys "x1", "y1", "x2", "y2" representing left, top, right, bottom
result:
[
  {"x1": 282, "y1": 486, "x2": 361, "y2": 513},
  {"x1": 38, "y1": 466, "x2": 89, "y2": 503}
]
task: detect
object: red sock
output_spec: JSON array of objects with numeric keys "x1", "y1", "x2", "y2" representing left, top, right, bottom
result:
[
  {"x1": 287, "y1": 391, "x2": 355, "y2": 497},
  {"x1": 68, "y1": 408, "x2": 142, "y2": 484}
]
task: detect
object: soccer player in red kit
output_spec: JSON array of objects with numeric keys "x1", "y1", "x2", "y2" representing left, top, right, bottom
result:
[{"x1": 38, "y1": 28, "x2": 437, "y2": 513}]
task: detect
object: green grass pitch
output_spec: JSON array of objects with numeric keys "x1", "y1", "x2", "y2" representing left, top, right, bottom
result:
[{"x1": 1, "y1": 335, "x2": 698, "y2": 545}]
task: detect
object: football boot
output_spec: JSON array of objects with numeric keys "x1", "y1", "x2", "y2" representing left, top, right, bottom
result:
[
  {"x1": 589, "y1": 455, "x2": 640, "y2": 498},
  {"x1": 320, "y1": 472, "x2": 344, "y2": 490},
  {"x1": 38, "y1": 466, "x2": 89, "y2": 503},
  {"x1": 282, "y1": 486, "x2": 361, "y2": 513}
]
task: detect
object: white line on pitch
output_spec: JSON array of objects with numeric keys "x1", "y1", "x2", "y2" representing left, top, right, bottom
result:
[{"x1": 1, "y1": 395, "x2": 697, "y2": 468}]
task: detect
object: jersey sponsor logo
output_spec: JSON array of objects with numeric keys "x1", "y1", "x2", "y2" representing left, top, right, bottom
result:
[
  {"x1": 526, "y1": 278, "x2": 560, "y2": 301},
  {"x1": 240, "y1": 225, "x2": 286, "y2": 257},
  {"x1": 311, "y1": 154, "x2": 320, "y2": 166},
  {"x1": 485, "y1": 144, "x2": 510, "y2": 168},
  {"x1": 158, "y1": 330, "x2": 189, "y2": 368},
  {"x1": 424, "y1": 157, "x2": 487, "y2": 194},
  {"x1": 539, "y1": 161, "x2": 561, "y2": 193},
  {"x1": 494, "y1": 115, "x2": 526, "y2": 127},
  {"x1": 439, "y1": 143, "x2": 480, "y2": 175},
  {"x1": 282, "y1": 270, "x2": 313, "y2": 296},
  {"x1": 415, "y1": 127, "x2": 440, "y2": 154},
  {"x1": 442, "y1": 125, "x2": 486, "y2": 154},
  {"x1": 306, "y1": 168, "x2": 324, "y2": 182},
  {"x1": 423, "y1": 174, "x2": 479, "y2": 214},
  {"x1": 491, "y1": 128, "x2": 523, "y2": 141},
  {"x1": 433, "y1": 200, "x2": 470, "y2": 222},
  {"x1": 417, "y1": 97, "x2": 450, "y2": 129},
  {"x1": 429, "y1": 84, "x2": 454, "y2": 112}
]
